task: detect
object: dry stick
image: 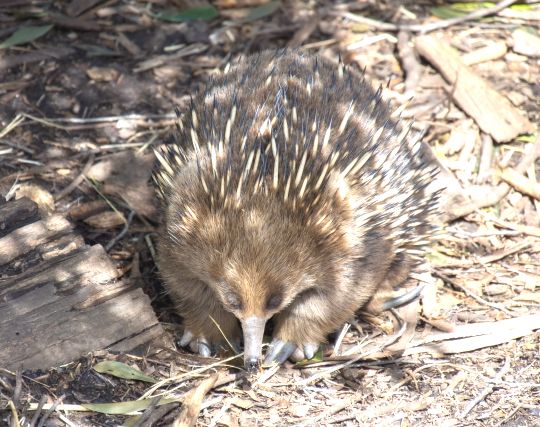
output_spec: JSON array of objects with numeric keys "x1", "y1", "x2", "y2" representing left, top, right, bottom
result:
[
  {"x1": 452, "y1": 132, "x2": 540, "y2": 219},
  {"x1": 433, "y1": 271, "x2": 514, "y2": 317},
  {"x1": 495, "y1": 403, "x2": 523, "y2": 427},
  {"x1": 173, "y1": 374, "x2": 219, "y2": 427},
  {"x1": 54, "y1": 153, "x2": 95, "y2": 201},
  {"x1": 12, "y1": 368, "x2": 22, "y2": 407},
  {"x1": 476, "y1": 134, "x2": 494, "y2": 184},
  {"x1": 499, "y1": 168, "x2": 540, "y2": 200},
  {"x1": 312, "y1": 395, "x2": 363, "y2": 423},
  {"x1": 137, "y1": 403, "x2": 181, "y2": 427},
  {"x1": 459, "y1": 357, "x2": 511, "y2": 418},
  {"x1": 36, "y1": 395, "x2": 64, "y2": 427},
  {"x1": 478, "y1": 240, "x2": 531, "y2": 264},
  {"x1": 330, "y1": 0, "x2": 521, "y2": 33},
  {"x1": 482, "y1": 215, "x2": 540, "y2": 238},
  {"x1": 34, "y1": 113, "x2": 175, "y2": 124},
  {"x1": 28, "y1": 395, "x2": 47, "y2": 427},
  {"x1": 0, "y1": 139, "x2": 35, "y2": 155},
  {"x1": 397, "y1": 30, "x2": 422, "y2": 94}
]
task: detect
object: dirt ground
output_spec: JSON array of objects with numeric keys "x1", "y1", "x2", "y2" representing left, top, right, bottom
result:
[{"x1": 1, "y1": 1, "x2": 540, "y2": 426}]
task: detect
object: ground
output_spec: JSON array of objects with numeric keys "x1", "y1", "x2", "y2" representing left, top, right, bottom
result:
[{"x1": 0, "y1": 0, "x2": 539, "y2": 426}]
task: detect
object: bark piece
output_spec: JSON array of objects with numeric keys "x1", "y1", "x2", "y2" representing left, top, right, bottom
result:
[
  {"x1": 0, "y1": 214, "x2": 74, "y2": 266},
  {"x1": 0, "y1": 197, "x2": 39, "y2": 238},
  {"x1": 415, "y1": 35, "x2": 534, "y2": 142}
]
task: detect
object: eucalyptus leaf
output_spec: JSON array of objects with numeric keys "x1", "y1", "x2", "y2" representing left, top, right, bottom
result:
[
  {"x1": 516, "y1": 133, "x2": 537, "y2": 143},
  {"x1": 295, "y1": 347, "x2": 324, "y2": 366},
  {"x1": 155, "y1": 6, "x2": 219, "y2": 22},
  {"x1": 93, "y1": 361, "x2": 157, "y2": 383},
  {"x1": 430, "y1": 6, "x2": 467, "y2": 19},
  {"x1": 241, "y1": 1, "x2": 280, "y2": 23},
  {"x1": 0, "y1": 25, "x2": 53, "y2": 49}
]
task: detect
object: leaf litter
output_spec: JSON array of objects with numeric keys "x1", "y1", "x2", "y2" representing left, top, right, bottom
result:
[{"x1": 0, "y1": 0, "x2": 539, "y2": 426}]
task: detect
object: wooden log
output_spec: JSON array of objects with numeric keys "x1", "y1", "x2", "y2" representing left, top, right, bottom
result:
[
  {"x1": 0, "y1": 200, "x2": 167, "y2": 371},
  {"x1": 0, "y1": 214, "x2": 76, "y2": 266},
  {"x1": 0, "y1": 244, "x2": 167, "y2": 370}
]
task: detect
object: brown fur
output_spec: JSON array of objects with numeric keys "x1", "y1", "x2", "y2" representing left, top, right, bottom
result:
[{"x1": 155, "y1": 50, "x2": 438, "y2": 353}]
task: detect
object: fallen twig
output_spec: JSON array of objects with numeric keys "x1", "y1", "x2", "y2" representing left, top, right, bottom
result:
[{"x1": 460, "y1": 357, "x2": 511, "y2": 418}]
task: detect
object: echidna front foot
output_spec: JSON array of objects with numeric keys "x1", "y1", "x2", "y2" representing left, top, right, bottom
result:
[{"x1": 263, "y1": 339, "x2": 320, "y2": 366}]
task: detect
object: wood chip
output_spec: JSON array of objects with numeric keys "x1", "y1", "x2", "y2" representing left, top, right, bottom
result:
[
  {"x1": 404, "y1": 314, "x2": 540, "y2": 356},
  {"x1": 461, "y1": 41, "x2": 507, "y2": 65},
  {"x1": 512, "y1": 29, "x2": 540, "y2": 58}
]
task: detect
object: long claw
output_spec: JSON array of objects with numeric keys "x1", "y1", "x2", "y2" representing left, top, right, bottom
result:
[
  {"x1": 303, "y1": 343, "x2": 318, "y2": 360},
  {"x1": 197, "y1": 338, "x2": 212, "y2": 357},
  {"x1": 179, "y1": 330, "x2": 194, "y2": 347},
  {"x1": 381, "y1": 284, "x2": 426, "y2": 311},
  {"x1": 263, "y1": 339, "x2": 297, "y2": 366},
  {"x1": 290, "y1": 347, "x2": 305, "y2": 362},
  {"x1": 189, "y1": 337, "x2": 212, "y2": 357}
]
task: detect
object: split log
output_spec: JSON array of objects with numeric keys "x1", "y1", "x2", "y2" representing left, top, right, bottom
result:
[{"x1": 0, "y1": 198, "x2": 167, "y2": 371}]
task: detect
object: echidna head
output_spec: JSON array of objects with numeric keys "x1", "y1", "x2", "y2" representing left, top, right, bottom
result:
[{"x1": 162, "y1": 191, "x2": 329, "y2": 369}]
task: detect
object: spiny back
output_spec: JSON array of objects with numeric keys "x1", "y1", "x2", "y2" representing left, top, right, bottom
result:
[{"x1": 154, "y1": 49, "x2": 438, "y2": 258}]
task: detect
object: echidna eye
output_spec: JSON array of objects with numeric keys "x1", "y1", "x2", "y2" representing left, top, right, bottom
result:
[
  {"x1": 224, "y1": 292, "x2": 242, "y2": 311},
  {"x1": 266, "y1": 294, "x2": 282, "y2": 311}
]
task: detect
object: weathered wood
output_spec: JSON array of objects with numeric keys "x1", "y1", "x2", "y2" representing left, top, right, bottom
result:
[
  {"x1": 0, "y1": 197, "x2": 40, "y2": 238},
  {"x1": 0, "y1": 214, "x2": 75, "y2": 266},
  {"x1": 0, "y1": 200, "x2": 167, "y2": 371},
  {"x1": 415, "y1": 35, "x2": 534, "y2": 142},
  {"x1": 0, "y1": 244, "x2": 165, "y2": 370}
]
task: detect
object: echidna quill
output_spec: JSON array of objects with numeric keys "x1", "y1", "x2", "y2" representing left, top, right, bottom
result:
[{"x1": 153, "y1": 50, "x2": 439, "y2": 372}]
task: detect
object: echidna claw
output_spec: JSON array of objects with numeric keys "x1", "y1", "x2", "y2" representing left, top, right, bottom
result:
[
  {"x1": 381, "y1": 283, "x2": 426, "y2": 311},
  {"x1": 179, "y1": 329, "x2": 194, "y2": 347},
  {"x1": 303, "y1": 343, "x2": 319, "y2": 360},
  {"x1": 179, "y1": 330, "x2": 213, "y2": 357},
  {"x1": 291, "y1": 346, "x2": 305, "y2": 362},
  {"x1": 188, "y1": 336, "x2": 212, "y2": 357},
  {"x1": 290, "y1": 343, "x2": 319, "y2": 361},
  {"x1": 263, "y1": 339, "x2": 297, "y2": 366}
]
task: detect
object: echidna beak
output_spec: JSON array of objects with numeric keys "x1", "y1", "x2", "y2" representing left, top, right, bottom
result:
[{"x1": 241, "y1": 316, "x2": 266, "y2": 373}]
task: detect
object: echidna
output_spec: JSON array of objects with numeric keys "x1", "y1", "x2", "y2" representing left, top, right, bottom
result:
[{"x1": 153, "y1": 50, "x2": 439, "y2": 372}]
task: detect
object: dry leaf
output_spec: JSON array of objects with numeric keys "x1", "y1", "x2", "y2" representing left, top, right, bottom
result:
[
  {"x1": 84, "y1": 211, "x2": 125, "y2": 229},
  {"x1": 15, "y1": 184, "x2": 55, "y2": 214}
]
